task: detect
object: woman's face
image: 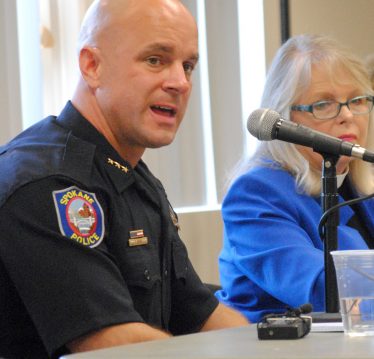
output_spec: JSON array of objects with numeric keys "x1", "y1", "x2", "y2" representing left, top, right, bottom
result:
[{"x1": 291, "y1": 65, "x2": 370, "y2": 174}]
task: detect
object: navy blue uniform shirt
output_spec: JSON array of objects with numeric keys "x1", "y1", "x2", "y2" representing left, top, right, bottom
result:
[{"x1": 0, "y1": 102, "x2": 218, "y2": 359}]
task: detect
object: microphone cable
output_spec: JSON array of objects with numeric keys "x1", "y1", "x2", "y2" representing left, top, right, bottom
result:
[{"x1": 318, "y1": 192, "x2": 374, "y2": 241}]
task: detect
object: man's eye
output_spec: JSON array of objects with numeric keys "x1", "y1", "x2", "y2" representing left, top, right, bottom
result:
[
  {"x1": 183, "y1": 62, "x2": 195, "y2": 74},
  {"x1": 147, "y1": 57, "x2": 161, "y2": 66}
]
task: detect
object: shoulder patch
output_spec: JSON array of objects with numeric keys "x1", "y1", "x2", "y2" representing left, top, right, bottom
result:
[{"x1": 52, "y1": 186, "x2": 105, "y2": 248}]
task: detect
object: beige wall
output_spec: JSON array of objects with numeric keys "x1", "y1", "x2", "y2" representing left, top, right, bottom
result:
[
  {"x1": 290, "y1": 0, "x2": 374, "y2": 59},
  {"x1": 263, "y1": 0, "x2": 282, "y2": 70},
  {"x1": 264, "y1": 0, "x2": 374, "y2": 66},
  {"x1": 178, "y1": 210, "x2": 223, "y2": 285}
]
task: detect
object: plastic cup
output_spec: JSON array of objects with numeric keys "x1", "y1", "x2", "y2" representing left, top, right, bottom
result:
[{"x1": 331, "y1": 250, "x2": 374, "y2": 336}]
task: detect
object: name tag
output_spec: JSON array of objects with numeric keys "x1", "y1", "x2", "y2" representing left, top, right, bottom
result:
[{"x1": 128, "y1": 236, "x2": 148, "y2": 247}]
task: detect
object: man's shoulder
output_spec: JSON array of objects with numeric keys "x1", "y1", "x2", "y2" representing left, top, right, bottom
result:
[{"x1": 0, "y1": 116, "x2": 96, "y2": 206}]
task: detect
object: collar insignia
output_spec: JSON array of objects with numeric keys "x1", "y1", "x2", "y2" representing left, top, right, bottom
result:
[
  {"x1": 107, "y1": 157, "x2": 129, "y2": 173},
  {"x1": 53, "y1": 186, "x2": 105, "y2": 248}
]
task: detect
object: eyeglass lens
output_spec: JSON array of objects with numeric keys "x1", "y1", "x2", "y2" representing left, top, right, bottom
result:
[{"x1": 313, "y1": 96, "x2": 373, "y2": 119}]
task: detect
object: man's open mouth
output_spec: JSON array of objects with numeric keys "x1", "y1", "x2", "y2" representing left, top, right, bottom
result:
[{"x1": 151, "y1": 105, "x2": 176, "y2": 117}]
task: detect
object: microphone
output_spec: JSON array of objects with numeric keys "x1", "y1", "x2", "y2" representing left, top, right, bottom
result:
[
  {"x1": 247, "y1": 108, "x2": 374, "y2": 163},
  {"x1": 286, "y1": 303, "x2": 313, "y2": 317}
]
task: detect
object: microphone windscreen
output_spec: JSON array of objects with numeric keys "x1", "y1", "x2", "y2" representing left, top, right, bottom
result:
[
  {"x1": 247, "y1": 108, "x2": 281, "y2": 141},
  {"x1": 300, "y1": 303, "x2": 313, "y2": 314}
]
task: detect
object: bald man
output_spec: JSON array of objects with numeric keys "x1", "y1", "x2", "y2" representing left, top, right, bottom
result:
[{"x1": 0, "y1": 1, "x2": 248, "y2": 358}]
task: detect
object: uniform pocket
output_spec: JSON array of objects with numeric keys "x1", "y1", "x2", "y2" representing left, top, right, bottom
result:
[
  {"x1": 120, "y1": 245, "x2": 162, "y2": 325},
  {"x1": 118, "y1": 245, "x2": 161, "y2": 289},
  {"x1": 172, "y1": 240, "x2": 189, "y2": 281}
]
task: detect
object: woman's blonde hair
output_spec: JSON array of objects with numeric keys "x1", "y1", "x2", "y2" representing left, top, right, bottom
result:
[{"x1": 237, "y1": 34, "x2": 374, "y2": 196}]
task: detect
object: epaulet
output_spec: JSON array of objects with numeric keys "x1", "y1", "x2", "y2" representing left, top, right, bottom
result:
[{"x1": 0, "y1": 117, "x2": 96, "y2": 207}]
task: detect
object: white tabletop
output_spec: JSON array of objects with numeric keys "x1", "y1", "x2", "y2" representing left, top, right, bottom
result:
[{"x1": 61, "y1": 324, "x2": 374, "y2": 359}]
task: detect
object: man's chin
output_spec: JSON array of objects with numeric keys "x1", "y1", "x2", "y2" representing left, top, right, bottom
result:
[{"x1": 145, "y1": 136, "x2": 176, "y2": 149}]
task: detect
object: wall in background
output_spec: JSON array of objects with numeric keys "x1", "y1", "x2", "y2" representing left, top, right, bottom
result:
[
  {"x1": 290, "y1": 0, "x2": 374, "y2": 60},
  {"x1": 178, "y1": 209, "x2": 223, "y2": 285}
]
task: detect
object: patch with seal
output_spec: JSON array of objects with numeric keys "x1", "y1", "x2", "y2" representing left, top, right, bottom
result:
[{"x1": 52, "y1": 186, "x2": 105, "y2": 248}]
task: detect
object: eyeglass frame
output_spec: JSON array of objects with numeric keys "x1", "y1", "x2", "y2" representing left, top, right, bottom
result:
[{"x1": 290, "y1": 95, "x2": 374, "y2": 120}]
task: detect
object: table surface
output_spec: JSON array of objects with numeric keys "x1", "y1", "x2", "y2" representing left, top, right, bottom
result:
[{"x1": 61, "y1": 325, "x2": 374, "y2": 359}]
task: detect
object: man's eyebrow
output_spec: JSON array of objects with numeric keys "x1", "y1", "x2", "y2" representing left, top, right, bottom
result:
[
  {"x1": 191, "y1": 53, "x2": 199, "y2": 62},
  {"x1": 142, "y1": 43, "x2": 199, "y2": 62},
  {"x1": 143, "y1": 43, "x2": 173, "y2": 53}
]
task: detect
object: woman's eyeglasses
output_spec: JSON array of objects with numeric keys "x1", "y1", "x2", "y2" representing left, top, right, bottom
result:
[{"x1": 291, "y1": 95, "x2": 374, "y2": 120}]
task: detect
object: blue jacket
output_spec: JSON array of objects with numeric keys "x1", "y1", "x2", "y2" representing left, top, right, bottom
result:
[{"x1": 216, "y1": 165, "x2": 374, "y2": 322}]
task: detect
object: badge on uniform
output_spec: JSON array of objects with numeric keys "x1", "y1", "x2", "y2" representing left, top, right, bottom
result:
[
  {"x1": 52, "y1": 186, "x2": 105, "y2": 248},
  {"x1": 169, "y1": 205, "x2": 181, "y2": 231}
]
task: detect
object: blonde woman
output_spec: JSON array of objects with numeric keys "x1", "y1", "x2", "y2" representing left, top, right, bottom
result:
[{"x1": 216, "y1": 34, "x2": 374, "y2": 323}]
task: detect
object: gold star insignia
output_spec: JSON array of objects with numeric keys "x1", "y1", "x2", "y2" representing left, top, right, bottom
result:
[
  {"x1": 121, "y1": 165, "x2": 129, "y2": 173},
  {"x1": 107, "y1": 158, "x2": 129, "y2": 174}
]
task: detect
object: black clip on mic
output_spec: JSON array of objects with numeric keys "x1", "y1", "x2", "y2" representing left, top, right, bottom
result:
[{"x1": 257, "y1": 303, "x2": 313, "y2": 340}]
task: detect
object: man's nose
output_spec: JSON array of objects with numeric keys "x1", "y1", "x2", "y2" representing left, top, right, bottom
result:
[{"x1": 162, "y1": 64, "x2": 191, "y2": 94}]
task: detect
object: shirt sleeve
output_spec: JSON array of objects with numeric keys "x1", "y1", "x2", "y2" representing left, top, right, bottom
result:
[{"x1": 0, "y1": 177, "x2": 144, "y2": 358}]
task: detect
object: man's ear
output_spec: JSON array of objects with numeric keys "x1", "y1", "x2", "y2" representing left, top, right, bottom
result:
[{"x1": 78, "y1": 47, "x2": 102, "y2": 89}]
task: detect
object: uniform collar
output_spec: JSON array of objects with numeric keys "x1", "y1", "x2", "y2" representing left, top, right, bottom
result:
[
  {"x1": 56, "y1": 101, "x2": 136, "y2": 193},
  {"x1": 56, "y1": 101, "x2": 120, "y2": 158},
  {"x1": 55, "y1": 102, "x2": 163, "y2": 207}
]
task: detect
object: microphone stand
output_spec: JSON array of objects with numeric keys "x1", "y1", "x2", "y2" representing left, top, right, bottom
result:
[{"x1": 320, "y1": 153, "x2": 340, "y2": 313}]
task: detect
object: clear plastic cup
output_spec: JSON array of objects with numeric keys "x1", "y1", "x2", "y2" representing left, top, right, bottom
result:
[{"x1": 331, "y1": 250, "x2": 374, "y2": 336}]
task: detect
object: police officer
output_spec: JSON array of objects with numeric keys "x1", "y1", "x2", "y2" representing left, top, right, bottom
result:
[{"x1": 0, "y1": 0, "x2": 248, "y2": 358}]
